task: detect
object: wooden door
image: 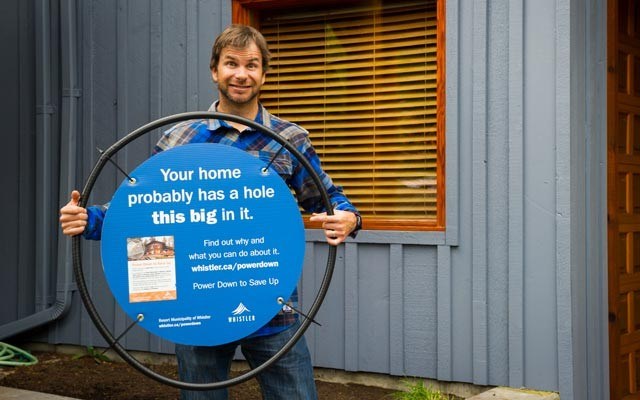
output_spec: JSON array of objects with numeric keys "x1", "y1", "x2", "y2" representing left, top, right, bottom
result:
[{"x1": 609, "y1": 1, "x2": 640, "y2": 399}]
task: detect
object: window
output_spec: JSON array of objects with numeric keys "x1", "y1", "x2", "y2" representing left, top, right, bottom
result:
[{"x1": 234, "y1": 0, "x2": 445, "y2": 231}]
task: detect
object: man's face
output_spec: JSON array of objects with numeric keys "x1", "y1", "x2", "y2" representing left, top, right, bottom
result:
[{"x1": 212, "y1": 42, "x2": 266, "y2": 107}]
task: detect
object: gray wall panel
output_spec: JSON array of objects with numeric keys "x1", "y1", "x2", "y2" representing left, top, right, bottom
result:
[
  {"x1": 523, "y1": 0, "x2": 560, "y2": 390},
  {"x1": 300, "y1": 242, "x2": 317, "y2": 361},
  {"x1": 0, "y1": 0, "x2": 22, "y2": 324},
  {"x1": 390, "y1": 244, "x2": 405, "y2": 376},
  {"x1": 444, "y1": 0, "x2": 460, "y2": 247},
  {"x1": 120, "y1": 0, "x2": 155, "y2": 172},
  {"x1": 116, "y1": 3, "x2": 157, "y2": 355},
  {"x1": 161, "y1": 0, "x2": 189, "y2": 115},
  {"x1": 310, "y1": 243, "x2": 346, "y2": 370},
  {"x1": 343, "y1": 241, "x2": 358, "y2": 372},
  {"x1": 487, "y1": 0, "x2": 510, "y2": 386},
  {"x1": 16, "y1": 0, "x2": 37, "y2": 320},
  {"x1": 436, "y1": 245, "x2": 452, "y2": 381},
  {"x1": 196, "y1": 0, "x2": 227, "y2": 111},
  {"x1": 357, "y1": 245, "x2": 390, "y2": 373},
  {"x1": 471, "y1": 0, "x2": 489, "y2": 385},
  {"x1": 554, "y1": 0, "x2": 573, "y2": 398},
  {"x1": 507, "y1": 0, "x2": 525, "y2": 389},
  {"x1": 450, "y1": 0, "x2": 475, "y2": 384},
  {"x1": 81, "y1": 0, "x2": 119, "y2": 349},
  {"x1": 583, "y1": 1, "x2": 608, "y2": 399},
  {"x1": 54, "y1": 293, "x2": 84, "y2": 345},
  {"x1": 403, "y1": 246, "x2": 438, "y2": 377},
  {"x1": 0, "y1": 0, "x2": 36, "y2": 326},
  {"x1": 568, "y1": 0, "x2": 588, "y2": 398}
]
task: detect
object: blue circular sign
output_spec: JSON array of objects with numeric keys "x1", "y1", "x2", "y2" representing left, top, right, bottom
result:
[{"x1": 100, "y1": 143, "x2": 305, "y2": 346}]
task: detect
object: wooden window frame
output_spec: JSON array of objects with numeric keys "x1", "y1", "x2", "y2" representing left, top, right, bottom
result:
[{"x1": 232, "y1": 0, "x2": 446, "y2": 231}]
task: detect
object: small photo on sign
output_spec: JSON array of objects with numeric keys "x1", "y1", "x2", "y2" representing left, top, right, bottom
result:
[{"x1": 126, "y1": 236, "x2": 177, "y2": 303}]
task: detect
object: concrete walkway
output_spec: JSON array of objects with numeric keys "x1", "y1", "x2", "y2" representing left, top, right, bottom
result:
[
  {"x1": 467, "y1": 387, "x2": 560, "y2": 400},
  {"x1": 0, "y1": 386, "x2": 80, "y2": 399}
]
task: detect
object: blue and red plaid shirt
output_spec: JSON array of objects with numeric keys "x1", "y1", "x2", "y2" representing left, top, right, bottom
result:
[{"x1": 84, "y1": 101, "x2": 358, "y2": 337}]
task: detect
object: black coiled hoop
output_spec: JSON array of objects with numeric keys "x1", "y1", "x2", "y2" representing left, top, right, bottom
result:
[{"x1": 72, "y1": 111, "x2": 337, "y2": 390}]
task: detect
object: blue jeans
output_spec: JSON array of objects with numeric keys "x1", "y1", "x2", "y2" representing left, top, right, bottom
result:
[{"x1": 175, "y1": 320, "x2": 318, "y2": 400}]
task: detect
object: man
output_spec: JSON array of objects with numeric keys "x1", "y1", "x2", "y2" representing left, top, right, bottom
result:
[{"x1": 60, "y1": 24, "x2": 361, "y2": 400}]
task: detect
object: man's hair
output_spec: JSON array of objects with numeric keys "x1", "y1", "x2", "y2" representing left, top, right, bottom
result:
[{"x1": 210, "y1": 24, "x2": 271, "y2": 72}]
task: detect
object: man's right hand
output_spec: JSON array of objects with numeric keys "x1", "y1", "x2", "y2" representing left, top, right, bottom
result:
[{"x1": 59, "y1": 190, "x2": 87, "y2": 237}]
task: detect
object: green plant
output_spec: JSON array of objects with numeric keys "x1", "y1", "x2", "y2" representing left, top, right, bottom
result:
[
  {"x1": 392, "y1": 380, "x2": 452, "y2": 400},
  {"x1": 71, "y1": 346, "x2": 111, "y2": 363}
]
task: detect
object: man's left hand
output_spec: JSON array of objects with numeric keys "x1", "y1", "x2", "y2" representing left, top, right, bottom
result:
[{"x1": 309, "y1": 209, "x2": 357, "y2": 246}]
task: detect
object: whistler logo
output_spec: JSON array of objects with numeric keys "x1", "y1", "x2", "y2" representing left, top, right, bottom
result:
[
  {"x1": 231, "y1": 302, "x2": 251, "y2": 315},
  {"x1": 228, "y1": 302, "x2": 256, "y2": 323}
]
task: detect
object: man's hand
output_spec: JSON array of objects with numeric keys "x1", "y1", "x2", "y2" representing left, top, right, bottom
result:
[
  {"x1": 309, "y1": 209, "x2": 357, "y2": 246},
  {"x1": 59, "y1": 190, "x2": 88, "y2": 237}
]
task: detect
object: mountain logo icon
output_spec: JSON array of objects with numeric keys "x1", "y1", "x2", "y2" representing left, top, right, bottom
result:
[{"x1": 231, "y1": 303, "x2": 251, "y2": 316}]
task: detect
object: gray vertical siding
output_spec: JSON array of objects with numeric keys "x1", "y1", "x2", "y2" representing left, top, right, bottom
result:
[
  {"x1": 0, "y1": 0, "x2": 36, "y2": 326},
  {"x1": 588, "y1": 2, "x2": 609, "y2": 399},
  {"x1": 471, "y1": 0, "x2": 489, "y2": 386},
  {"x1": 487, "y1": 0, "x2": 510, "y2": 387},
  {"x1": 507, "y1": 0, "x2": 525, "y2": 389},
  {"x1": 524, "y1": 0, "x2": 560, "y2": 390},
  {"x1": 555, "y1": 0, "x2": 573, "y2": 398},
  {"x1": 571, "y1": 0, "x2": 608, "y2": 399},
  {"x1": 2, "y1": 1, "x2": 609, "y2": 399}
]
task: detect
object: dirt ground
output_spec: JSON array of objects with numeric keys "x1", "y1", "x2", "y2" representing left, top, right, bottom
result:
[{"x1": 0, "y1": 351, "x2": 398, "y2": 400}]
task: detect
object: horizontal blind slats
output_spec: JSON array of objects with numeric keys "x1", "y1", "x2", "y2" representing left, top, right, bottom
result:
[{"x1": 261, "y1": 0, "x2": 439, "y2": 221}]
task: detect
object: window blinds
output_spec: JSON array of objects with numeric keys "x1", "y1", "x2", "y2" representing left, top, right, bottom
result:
[{"x1": 260, "y1": 1, "x2": 442, "y2": 229}]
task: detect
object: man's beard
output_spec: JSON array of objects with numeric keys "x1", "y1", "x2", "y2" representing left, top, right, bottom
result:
[{"x1": 218, "y1": 84, "x2": 260, "y2": 106}]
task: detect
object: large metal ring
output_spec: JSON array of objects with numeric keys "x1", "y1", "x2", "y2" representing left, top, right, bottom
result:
[{"x1": 72, "y1": 111, "x2": 337, "y2": 390}]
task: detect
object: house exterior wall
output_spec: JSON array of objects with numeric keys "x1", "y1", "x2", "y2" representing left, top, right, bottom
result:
[
  {"x1": 0, "y1": 1, "x2": 608, "y2": 399},
  {"x1": 569, "y1": 0, "x2": 608, "y2": 399},
  {"x1": 0, "y1": 0, "x2": 38, "y2": 328}
]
